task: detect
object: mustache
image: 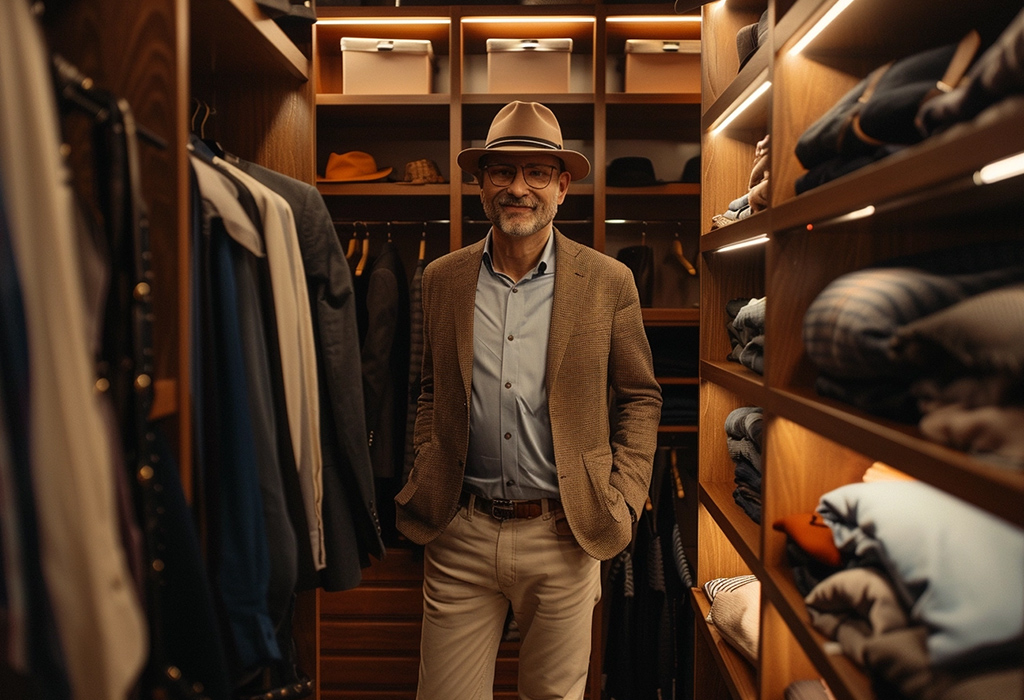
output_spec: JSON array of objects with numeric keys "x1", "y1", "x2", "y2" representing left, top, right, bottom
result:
[{"x1": 498, "y1": 196, "x2": 536, "y2": 208}]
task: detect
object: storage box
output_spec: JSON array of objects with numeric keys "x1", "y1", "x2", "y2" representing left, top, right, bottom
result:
[
  {"x1": 341, "y1": 37, "x2": 434, "y2": 95},
  {"x1": 624, "y1": 39, "x2": 701, "y2": 94},
  {"x1": 486, "y1": 38, "x2": 572, "y2": 94}
]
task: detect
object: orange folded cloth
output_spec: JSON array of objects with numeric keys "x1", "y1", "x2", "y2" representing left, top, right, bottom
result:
[{"x1": 772, "y1": 511, "x2": 841, "y2": 567}]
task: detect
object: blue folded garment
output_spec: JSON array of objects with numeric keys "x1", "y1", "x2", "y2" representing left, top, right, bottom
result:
[{"x1": 816, "y1": 480, "x2": 1024, "y2": 665}]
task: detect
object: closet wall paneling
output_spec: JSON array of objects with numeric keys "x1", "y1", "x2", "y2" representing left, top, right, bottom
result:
[{"x1": 42, "y1": 0, "x2": 187, "y2": 446}]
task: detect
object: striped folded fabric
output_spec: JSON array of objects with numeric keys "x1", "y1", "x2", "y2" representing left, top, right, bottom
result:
[
  {"x1": 785, "y1": 679, "x2": 836, "y2": 700},
  {"x1": 702, "y1": 574, "x2": 758, "y2": 603}
]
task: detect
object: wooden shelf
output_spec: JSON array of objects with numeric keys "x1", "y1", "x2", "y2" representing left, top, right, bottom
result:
[
  {"x1": 699, "y1": 481, "x2": 761, "y2": 567},
  {"x1": 317, "y1": 94, "x2": 451, "y2": 106},
  {"x1": 759, "y1": 564, "x2": 874, "y2": 700},
  {"x1": 657, "y1": 376, "x2": 700, "y2": 386},
  {"x1": 644, "y1": 307, "x2": 700, "y2": 325},
  {"x1": 691, "y1": 589, "x2": 758, "y2": 700},
  {"x1": 317, "y1": 183, "x2": 450, "y2": 196},
  {"x1": 699, "y1": 361, "x2": 768, "y2": 406},
  {"x1": 191, "y1": 0, "x2": 309, "y2": 80},
  {"x1": 769, "y1": 387, "x2": 1024, "y2": 529},
  {"x1": 659, "y1": 424, "x2": 699, "y2": 434}
]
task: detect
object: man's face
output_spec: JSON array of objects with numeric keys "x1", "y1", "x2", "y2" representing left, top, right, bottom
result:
[{"x1": 479, "y1": 153, "x2": 570, "y2": 239}]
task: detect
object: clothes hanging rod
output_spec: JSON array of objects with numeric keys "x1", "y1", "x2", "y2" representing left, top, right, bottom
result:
[
  {"x1": 463, "y1": 219, "x2": 695, "y2": 226},
  {"x1": 463, "y1": 219, "x2": 594, "y2": 226},
  {"x1": 332, "y1": 219, "x2": 450, "y2": 226},
  {"x1": 603, "y1": 219, "x2": 695, "y2": 225}
]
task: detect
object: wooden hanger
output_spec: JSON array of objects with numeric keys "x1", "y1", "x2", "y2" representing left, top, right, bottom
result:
[
  {"x1": 670, "y1": 448, "x2": 685, "y2": 499},
  {"x1": 345, "y1": 223, "x2": 358, "y2": 260},
  {"x1": 190, "y1": 98, "x2": 203, "y2": 133},
  {"x1": 354, "y1": 222, "x2": 370, "y2": 276},
  {"x1": 673, "y1": 227, "x2": 697, "y2": 276},
  {"x1": 198, "y1": 101, "x2": 226, "y2": 158}
]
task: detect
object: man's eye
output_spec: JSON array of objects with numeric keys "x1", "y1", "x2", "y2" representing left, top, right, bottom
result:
[
  {"x1": 526, "y1": 168, "x2": 546, "y2": 178},
  {"x1": 492, "y1": 167, "x2": 515, "y2": 178}
]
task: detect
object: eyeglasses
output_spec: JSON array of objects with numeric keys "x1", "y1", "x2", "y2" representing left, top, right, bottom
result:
[{"x1": 482, "y1": 163, "x2": 559, "y2": 189}]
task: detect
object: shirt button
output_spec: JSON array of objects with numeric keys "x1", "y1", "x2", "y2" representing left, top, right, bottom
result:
[
  {"x1": 512, "y1": 288, "x2": 519, "y2": 293},
  {"x1": 504, "y1": 432, "x2": 511, "y2": 440},
  {"x1": 505, "y1": 382, "x2": 512, "y2": 389},
  {"x1": 506, "y1": 480, "x2": 515, "y2": 486},
  {"x1": 507, "y1": 335, "x2": 514, "y2": 341}
]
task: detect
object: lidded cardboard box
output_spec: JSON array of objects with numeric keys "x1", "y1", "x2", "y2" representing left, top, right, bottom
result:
[
  {"x1": 341, "y1": 37, "x2": 435, "y2": 94},
  {"x1": 486, "y1": 38, "x2": 573, "y2": 93},
  {"x1": 624, "y1": 39, "x2": 700, "y2": 93}
]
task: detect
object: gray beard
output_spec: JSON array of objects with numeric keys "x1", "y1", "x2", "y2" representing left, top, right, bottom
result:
[{"x1": 483, "y1": 194, "x2": 558, "y2": 237}]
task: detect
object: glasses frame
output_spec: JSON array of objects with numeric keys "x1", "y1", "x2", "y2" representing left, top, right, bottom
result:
[{"x1": 481, "y1": 162, "x2": 561, "y2": 189}]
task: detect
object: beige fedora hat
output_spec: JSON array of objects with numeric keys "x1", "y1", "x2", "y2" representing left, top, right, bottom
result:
[{"x1": 457, "y1": 101, "x2": 590, "y2": 181}]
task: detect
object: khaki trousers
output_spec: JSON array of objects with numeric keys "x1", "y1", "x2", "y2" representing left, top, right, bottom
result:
[{"x1": 416, "y1": 496, "x2": 602, "y2": 700}]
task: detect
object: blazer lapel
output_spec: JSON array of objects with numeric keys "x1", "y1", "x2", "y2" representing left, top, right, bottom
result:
[
  {"x1": 547, "y1": 231, "x2": 587, "y2": 391},
  {"x1": 454, "y1": 241, "x2": 485, "y2": 405}
]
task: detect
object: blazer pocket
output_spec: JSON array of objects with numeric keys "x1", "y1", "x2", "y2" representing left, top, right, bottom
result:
[
  {"x1": 395, "y1": 477, "x2": 418, "y2": 506},
  {"x1": 582, "y1": 446, "x2": 625, "y2": 523},
  {"x1": 396, "y1": 441, "x2": 434, "y2": 505}
]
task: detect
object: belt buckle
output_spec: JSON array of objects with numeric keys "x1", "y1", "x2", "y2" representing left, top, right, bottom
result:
[{"x1": 490, "y1": 498, "x2": 515, "y2": 520}]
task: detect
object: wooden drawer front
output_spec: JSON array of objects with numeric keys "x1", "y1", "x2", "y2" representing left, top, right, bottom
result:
[
  {"x1": 321, "y1": 655, "x2": 520, "y2": 687},
  {"x1": 321, "y1": 620, "x2": 422, "y2": 653},
  {"x1": 321, "y1": 585, "x2": 423, "y2": 617}
]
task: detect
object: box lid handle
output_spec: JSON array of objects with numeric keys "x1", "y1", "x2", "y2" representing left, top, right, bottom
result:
[{"x1": 377, "y1": 39, "x2": 395, "y2": 51}]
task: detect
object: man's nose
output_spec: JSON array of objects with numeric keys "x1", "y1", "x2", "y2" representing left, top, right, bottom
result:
[{"x1": 506, "y1": 169, "x2": 531, "y2": 196}]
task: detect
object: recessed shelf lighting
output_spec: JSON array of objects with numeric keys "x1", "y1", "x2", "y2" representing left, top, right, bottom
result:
[
  {"x1": 974, "y1": 151, "x2": 1024, "y2": 185},
  {"x1": 716, "y1": 233, "x2": 768, "y2": 252},
  {"x1": 711, "y1": 79, "x2": 771, "y2": 135},
  {"x1": 607, "y1": 16, "x2": 701, "y2": 23},
  {"x1": 462, "y1": 16, "x2": 595, "y2": 24},
  {"x1": 788, "y1": 0, "x2": 856, "y2": 56},
  {"x1": 836, "y1": 204, "x2": 875, "y2": 222},
  {"x1": 317, "y1": 18, "x2": 451, "y2": 25}
]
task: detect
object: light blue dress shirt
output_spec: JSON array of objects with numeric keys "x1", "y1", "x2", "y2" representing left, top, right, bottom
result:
[{"x1": 463, "y1": 230, "x2": 559, "y2": 501}]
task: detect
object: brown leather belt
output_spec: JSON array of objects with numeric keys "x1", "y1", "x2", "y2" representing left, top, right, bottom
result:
[{"x1": 460, "y1": 491, "x2": 558, "y2": 521}]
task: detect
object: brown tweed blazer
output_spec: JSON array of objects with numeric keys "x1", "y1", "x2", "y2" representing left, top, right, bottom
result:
[{"x1": 394, "y1": 230, "x2": 663, "y2": 561}]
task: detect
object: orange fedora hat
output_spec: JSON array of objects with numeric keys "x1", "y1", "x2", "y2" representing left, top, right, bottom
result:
[{"x1": 319, "y1": 151, "x2": 392, "y2": 182}]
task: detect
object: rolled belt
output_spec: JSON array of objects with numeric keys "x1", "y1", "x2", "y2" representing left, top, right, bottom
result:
[{"x1": 460, "y1": 491, "x2": 558, "y2": 521}]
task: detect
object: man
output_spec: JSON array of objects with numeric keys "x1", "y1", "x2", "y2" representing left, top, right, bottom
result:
[{"x1": 395, "y1": 101, "x2": 662, "y2": 700}]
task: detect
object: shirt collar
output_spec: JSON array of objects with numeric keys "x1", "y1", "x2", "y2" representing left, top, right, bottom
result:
[{"x1": 482, "y1": 228, "x2": 557, "y2": 279}]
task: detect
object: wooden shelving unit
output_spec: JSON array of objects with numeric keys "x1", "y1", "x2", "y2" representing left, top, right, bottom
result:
[
  {"x1": 695, "y1": 1, "x2": 1024, "y2": 699},
  {"x1": 311, "y1": 5, "x2": 704, "y2": 698}
]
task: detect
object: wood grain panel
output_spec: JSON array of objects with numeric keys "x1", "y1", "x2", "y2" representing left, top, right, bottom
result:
[
  {"x1": 769, "y1": 54, "x2": 857, "y2": 207},
  {"x1": 321, "y1": 620, "x2": 423, "y2": 653},
  {"x1": 42, "y1": 0, "x2": 186, "y2": 421},
  {"x1": 696, "y1": 502, "x2": 751, "y2": 586},
  {"x1": 321, "y1": 585, "x2": 424, "y2": 618},
  {"x1": 760, "y1": 416, "x2": 870, "y2": 573},
  {"x1": 320, "y1": 655, "x2": 520, "y2": 689},
  {"x1": 758, "y1": 601, "x2": 823, "y2": 700},
  {"x1": 691, "y1": 589, "x2": 757, "y2": 700},
  {"x1": 700, "y1": 2, "x2": 764, "y2": 109},
  {"x1": 699, "y1": 242, "x2": 765, "y2": 365}
]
